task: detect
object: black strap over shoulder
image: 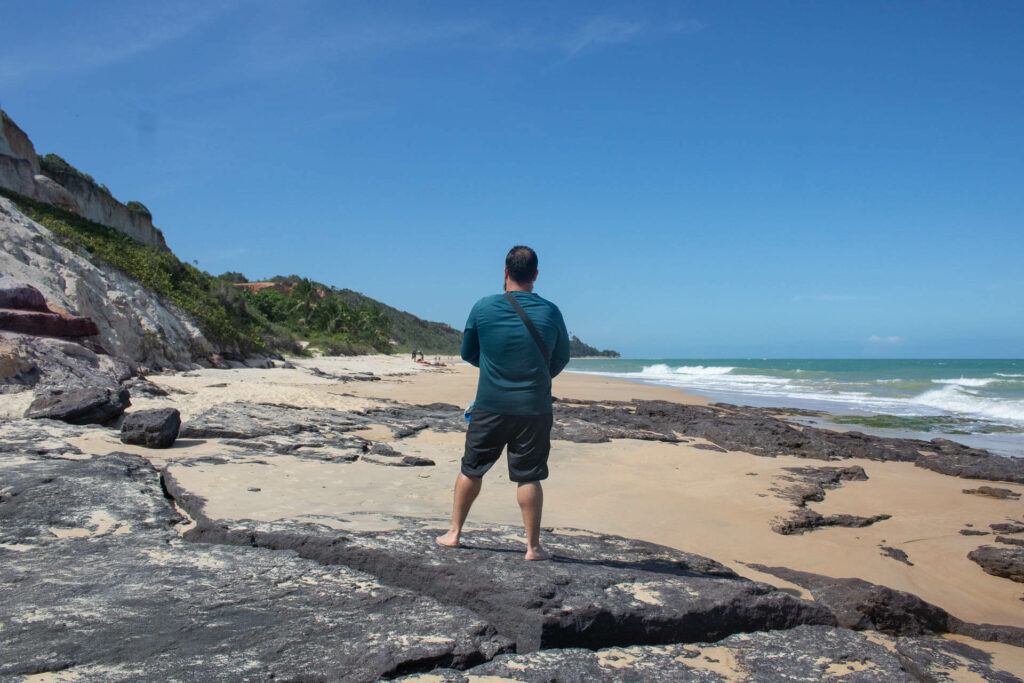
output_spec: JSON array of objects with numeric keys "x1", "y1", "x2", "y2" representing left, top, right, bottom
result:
[{"x1": 504, "y1": 292, "x2": 550, "y2": 370}]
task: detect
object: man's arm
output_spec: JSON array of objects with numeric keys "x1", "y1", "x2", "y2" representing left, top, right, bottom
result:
[
  {"x1": 461, "y1": 305, "x2": 480, "y2": 367},
  {"x1": 549, "y1": 308, "x2": 571, "y2": 378}
]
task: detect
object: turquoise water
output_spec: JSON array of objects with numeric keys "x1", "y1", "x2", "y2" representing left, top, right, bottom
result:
[{"x1": 566, "y1": 359, "x2": 1024, "y2": 456}]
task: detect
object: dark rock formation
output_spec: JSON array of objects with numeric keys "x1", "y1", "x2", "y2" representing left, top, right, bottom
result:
[
  {"x1": 369, "y1": 441, "x2": 402, "y2": 457},
  {"x1": 401, "y1": 625, "x2": 921, "y2": 682},
  {"x1": 961, "y1": 529, "x2": 990, "y2": 536},
  {"x1": 25, "y1": 385, "x2": 130, "y2": 425},
  {"x1": 120, "y1": 408, "x2": 181, "y2": 448},
  {"x1": 997, "y1": 536, "x2": 1024, "y2": 548},
  {"x1": 772, "y1": 509, "x2": 891, "y2": 535},
  {"x1": 894, "y1": 636, "x2": 1023, "y2": 683},
  {"x1": 360, "y1": 441, "x2": 435, "y2": 466},
  {"x1": 550, "y1": 398, "x2": 1024, "y2": 484},
  {"x1": 165, "y1": 471, "x2": 837, "y2": 654},
  {"x1": 0, "y1": 450, "x2": 513, "y2": 680},
  {"x1": 310, "y1": 365, "x2": 381, "y2": 381},
  {"x1": 3, "y1": 417, "x2": 1019, "y2": 680},
  {"x1": 180, "y1": 401, "x2": 369, "y2": 440},
  {"x1": 402, "y1": 624, "x2": 1022, "y2": 682},
  {"x1": 991, "y1": 523, "x2": 1024, "y2": 534},
  {"x1": 360, "y1": 401, "x2": 468, "y2": 439},
  {"x1": 765, "y1": 465, "x2": 887, "y2": 535},
  {"x1": 365, "y1": 454, "x2": 436, "y2": 467},
  {"x1": 969, "y1": 546, "x2": 1024, "y2": 584},
  {"x1": 772, "y1": 465, "x2": 868, "y2": 506},
  {"x1": 964, "y1": 486, "x2": 1022, "y2": 500},
  {"x1": 880, "y1": 546, "x2": 913, "y2": 566},
  {"x1": 123, "y1": 377, "x2": 169, "y2": 397},
  {"x1": 0, "y1": 418, "x2": 87, "y2": 457},
  {"x1": 748, "y1": 564, "x2": 1024, "y2": 647}
]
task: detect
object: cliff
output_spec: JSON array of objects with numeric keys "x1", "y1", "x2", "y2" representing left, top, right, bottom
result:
[
  {"x1": 0, "y1": 195, "x2": 211, "y2": 369},
  {"x1": 0, "y1": 109, "x2": 167, "y2": 250}
]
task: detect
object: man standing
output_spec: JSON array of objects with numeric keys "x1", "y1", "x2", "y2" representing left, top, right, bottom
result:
[{"x1": 436, "y1": 246, "x2": 570, "y2": 560}]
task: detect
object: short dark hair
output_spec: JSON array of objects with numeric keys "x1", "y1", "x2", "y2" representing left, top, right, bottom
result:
[{"x1": 506, "y1": 245, "x2": 538, "y2": 285}]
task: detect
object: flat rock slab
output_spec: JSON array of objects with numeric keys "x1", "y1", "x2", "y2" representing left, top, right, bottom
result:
[
  {"x1": 177, "y1": 400, "x2": 469, "y2": 462},
  {"x1": 398, "y1": 624, "x2": 1022, "y2": 682},
  {"x1": 0, "y1": 417, "x2": 88, "y2": 456},
  {"x1": 179, "y1": 400, "x2": 370, "y2": 439},
  {"x1": 165, "y1": 473, "x2": 837, "y2": 654},
  {"x1": 0, "y1": 451, "x2": 512, "y2": 681}
]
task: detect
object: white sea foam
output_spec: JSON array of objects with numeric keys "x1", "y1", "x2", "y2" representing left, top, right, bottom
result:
[
  {"x1": 996, "y1": 373, "x2": 1024, "y2": 378},
  {"x1": 911, "y1": 385, "x2": 1024, "y2": 423},
  {"x1": 637, "y1": 365, "x2": 737, "y2": 377},
  {"x1": 932, "y1": 377, "x2": 997, "y2": 387},
  {"x1": 569, "y1": 362, "x2": 1024, "y2": 431}
]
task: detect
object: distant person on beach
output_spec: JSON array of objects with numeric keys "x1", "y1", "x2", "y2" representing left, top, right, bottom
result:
[{"x1": 436, "y1": 245, "x2": 570, "y2": 560}]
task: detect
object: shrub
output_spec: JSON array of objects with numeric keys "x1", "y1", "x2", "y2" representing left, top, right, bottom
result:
[
  {"x1": 126, "y1": 201, "x2": 151, "y2": 217},
  {"x1": 37, "y1": 153, "x2": 96, "y2": 184}
]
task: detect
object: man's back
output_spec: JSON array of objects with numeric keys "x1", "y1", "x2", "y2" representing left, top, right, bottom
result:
[{"x1": 462, "y1": 291, "x2": 570, "y2": 416}]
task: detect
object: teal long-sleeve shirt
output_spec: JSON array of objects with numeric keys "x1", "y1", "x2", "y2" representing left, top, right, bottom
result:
[{"x1": 461, "y1": 291, "x2": 570, "y2": 415}]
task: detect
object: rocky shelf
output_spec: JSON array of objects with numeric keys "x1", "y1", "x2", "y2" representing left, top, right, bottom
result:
[{"x1": 3, "y1": 421, "x2": 1023, "y2": 681}]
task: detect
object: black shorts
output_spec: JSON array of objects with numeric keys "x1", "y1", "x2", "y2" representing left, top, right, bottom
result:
[{"x1": 462, "y1": 409, "x2": 553, "y2": 482}]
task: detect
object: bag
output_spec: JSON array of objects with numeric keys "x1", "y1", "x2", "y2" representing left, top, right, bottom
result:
[{"x1": 504, "y1": 292, "x2": 550, "y2": 371}]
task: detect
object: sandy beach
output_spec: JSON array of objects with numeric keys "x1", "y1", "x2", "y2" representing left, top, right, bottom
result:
[{"x1": 13, "y1": 353, "x2": 1022, "y2": 673}]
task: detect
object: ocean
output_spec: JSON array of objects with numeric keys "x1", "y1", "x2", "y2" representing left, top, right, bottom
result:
[{"x1": 565, "y1": 359, "x2": 1024, "y2": 458}]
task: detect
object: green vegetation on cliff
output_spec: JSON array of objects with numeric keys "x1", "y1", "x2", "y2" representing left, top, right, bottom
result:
[
  {"x1": 1, "y1": 188, "x2": 386, "y2": 354},
  {"x1": 2, "y1": 187, "x2": 254, "y2": 348},
  {"x1": 37, "y1": 153, "x2": 97, "y2": 185},
  {"x1": 331, "y1": 286, "x2": 462, "y2": 355},
  {"x1": 568, "y1": 334, "x2": 619, "y2": 358}
]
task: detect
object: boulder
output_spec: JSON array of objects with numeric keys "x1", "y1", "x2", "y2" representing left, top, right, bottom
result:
[
  {"x1": 120, "y1": 408, "x2": 181, "y2": 448},
  {"x1": 25, "y1": 386, "x2": 130, "y2": 425}
]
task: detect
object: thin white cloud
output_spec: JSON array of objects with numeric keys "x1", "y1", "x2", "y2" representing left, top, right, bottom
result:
[
  {"x1": 0, "y1": 0, "x2": 244, "y2": 87},
  {"x1": 792, "y1": 293, "x2": 880, "y2": 302},
  {"x1": 867, "y1": 335, "x2": 903, "y2": 345},
  {"x1": 564, "y1": 17, "x2": 645, "y2": 56}
]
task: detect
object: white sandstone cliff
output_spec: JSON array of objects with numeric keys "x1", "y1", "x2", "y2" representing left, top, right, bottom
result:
[
  {"x1": 0, "y1": 110, "x2": 167, "y2": 249},
  {"x1": 0, "y1": 196, "x2": 211, "y2": 369}
]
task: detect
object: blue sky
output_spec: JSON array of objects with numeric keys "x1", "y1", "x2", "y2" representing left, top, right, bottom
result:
[{"x1": 2, "y1": 1, "x2": 1022, "y2": 357}]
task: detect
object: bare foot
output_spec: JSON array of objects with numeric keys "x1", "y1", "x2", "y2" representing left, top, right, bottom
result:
[
  {"x1": 435, "y1": 531, "x2": 462, "y2": 548},
  {"x1": 525, "y1": 546, "x2": 551, "y2": 561}
]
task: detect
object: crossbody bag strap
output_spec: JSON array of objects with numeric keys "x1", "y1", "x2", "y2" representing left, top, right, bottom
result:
[{"x1": 504, "y1": 292, "x2": 550, "y2": 370}]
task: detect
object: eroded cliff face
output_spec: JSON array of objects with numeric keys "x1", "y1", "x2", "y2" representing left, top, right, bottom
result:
[
  {"x1": 0, "y1": 196, "x2": 210, "y2": 369},
  {"x1": 0, "y1": 110, "x2": 167, "y2": 250}
]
